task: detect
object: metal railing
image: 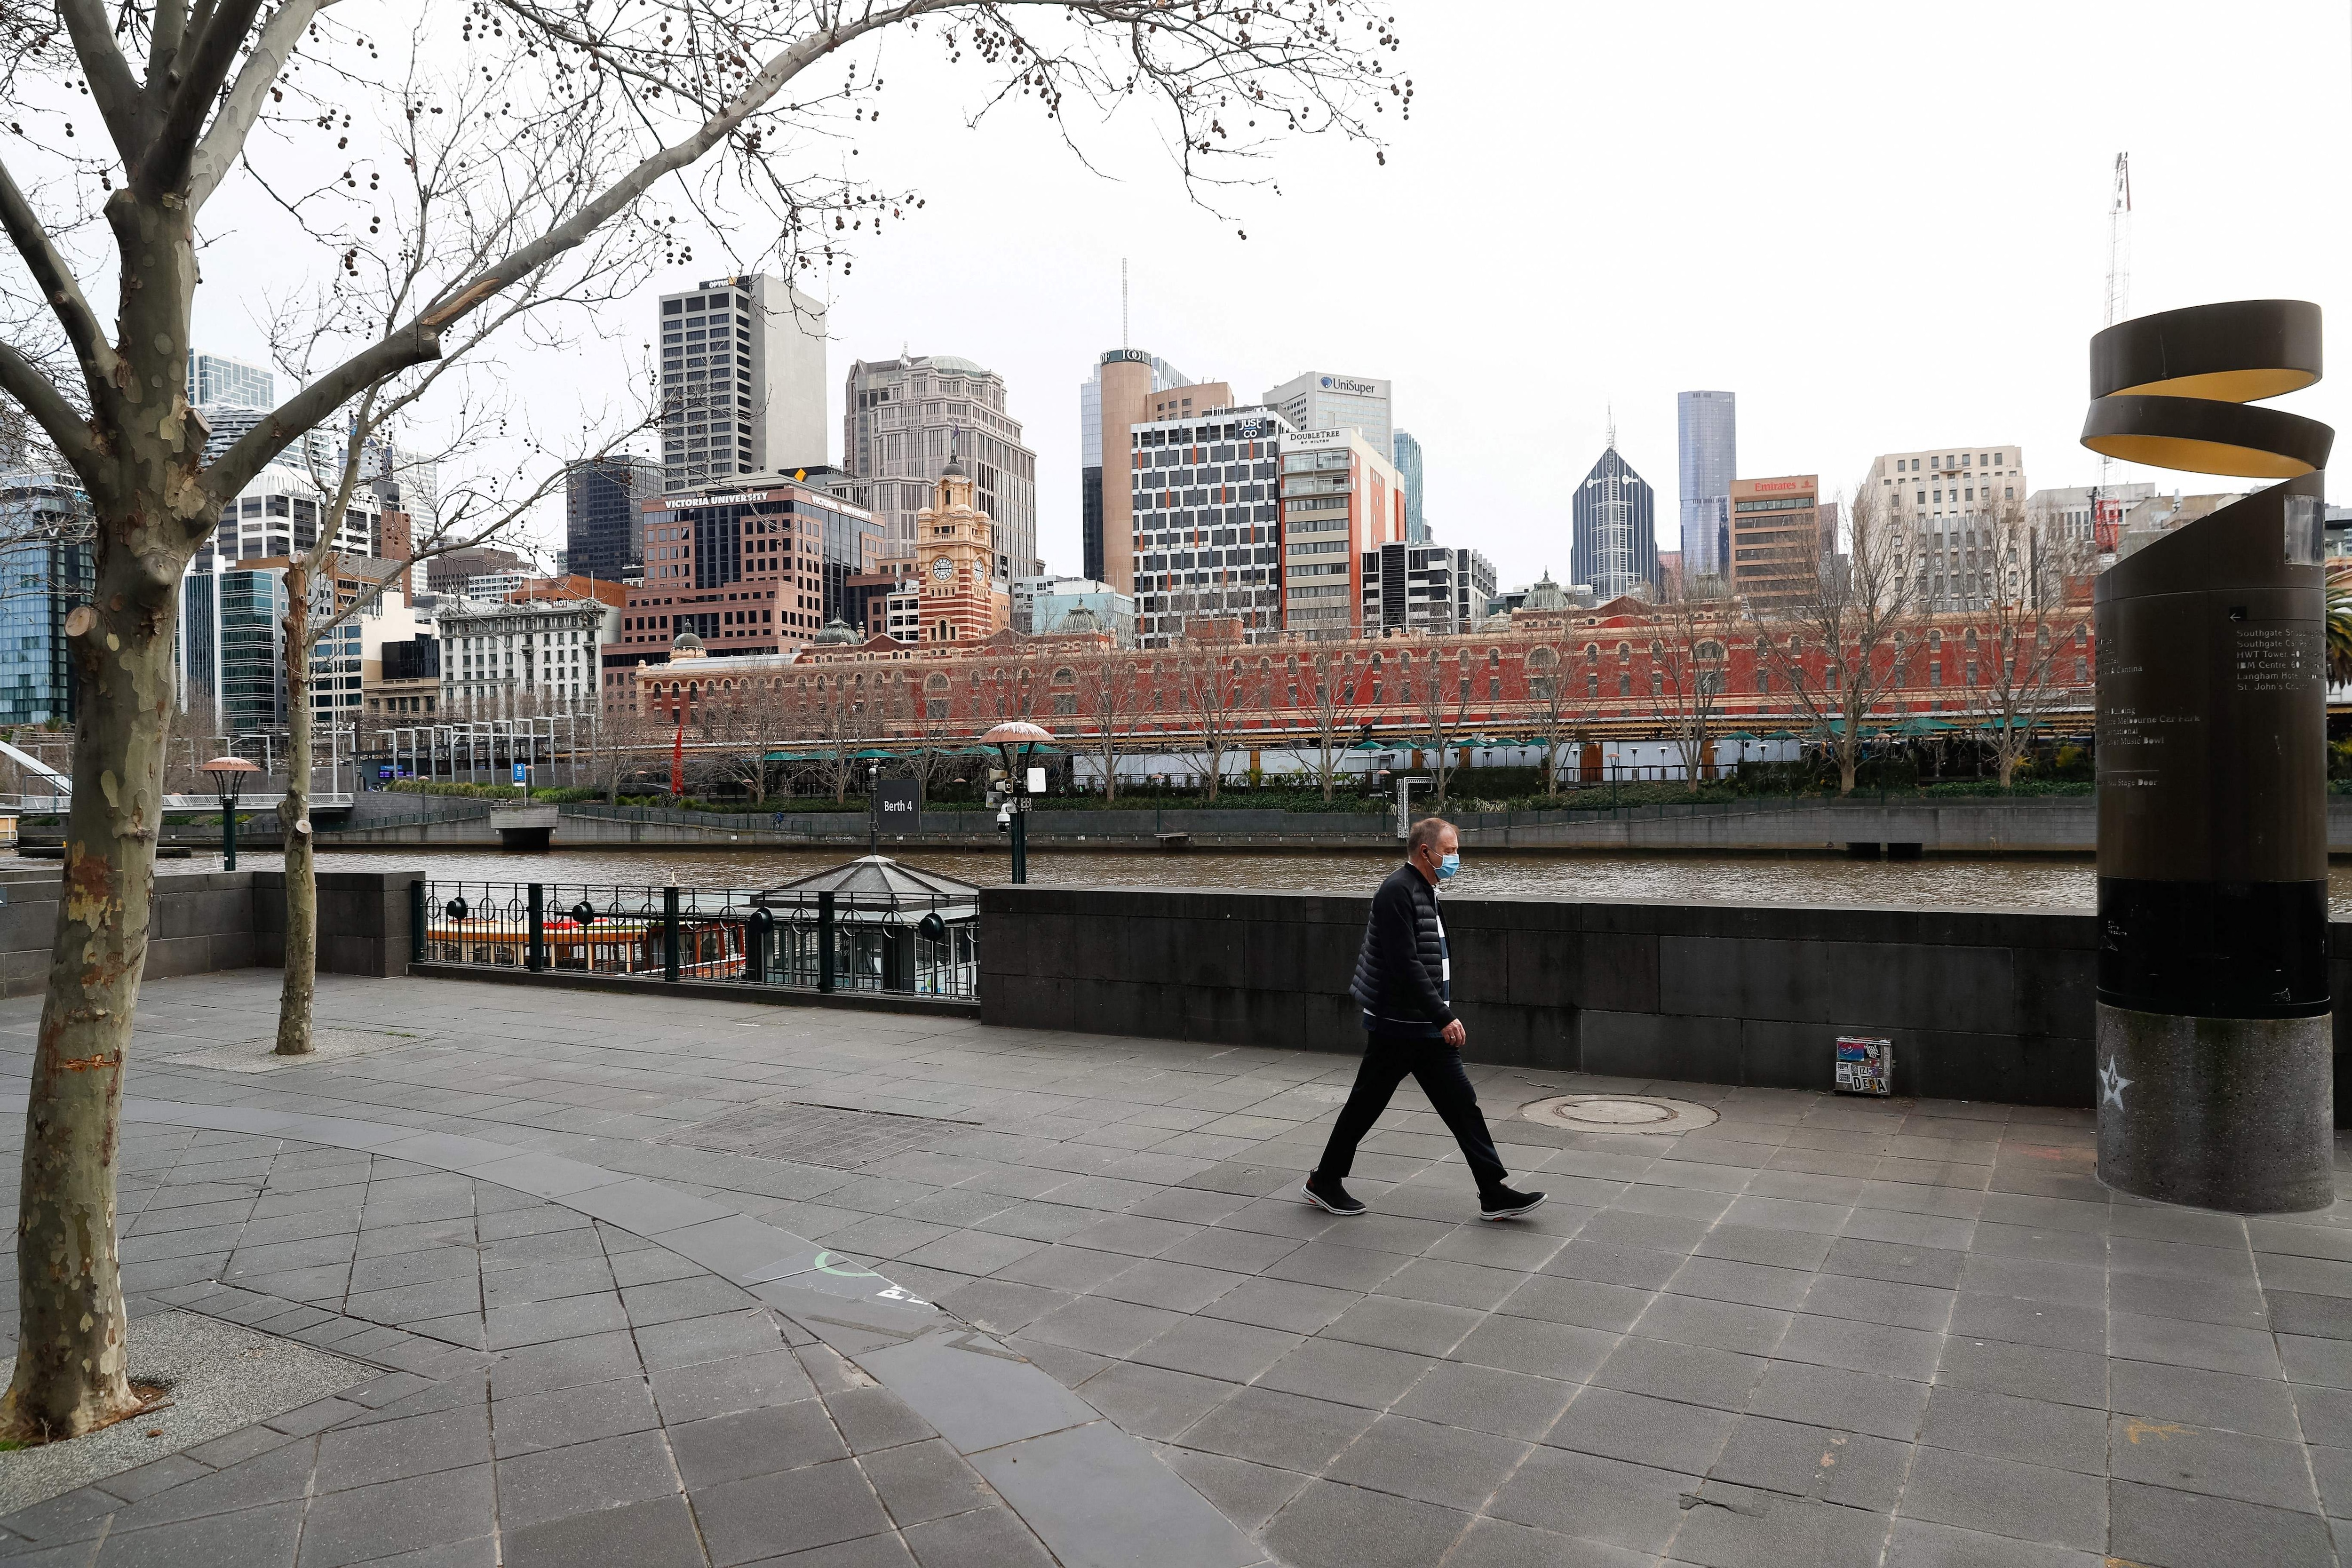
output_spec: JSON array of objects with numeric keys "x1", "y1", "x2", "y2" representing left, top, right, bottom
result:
[{"x1": 413, "y1": 879, "x2": 978, "y2": 1000}]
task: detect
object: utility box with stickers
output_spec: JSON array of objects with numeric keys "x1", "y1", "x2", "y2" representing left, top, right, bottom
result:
[{"x1": 1835, "y1": 1036, "x2": 1893, "y2": 1096}]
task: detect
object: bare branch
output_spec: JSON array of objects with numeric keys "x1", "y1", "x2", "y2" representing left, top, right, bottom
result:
[
  {"x1": 199, "y1": 325, "x2": 441, "y2": 512},
  {"x1": 189, "y1": 0, "x2": 336, "y2": 211},
  {"x1": 0, "y1": 156, "x2": 116, "y2": 406},
  {"x1": 138, "y1": 0, "x2": 269, "y2": 196},
  {"x1": 0, "y1": 341, "x2": 97, "y2": 473},
  {"x1": 55, "y1": 0, "x2": 143, "y2": 161}
]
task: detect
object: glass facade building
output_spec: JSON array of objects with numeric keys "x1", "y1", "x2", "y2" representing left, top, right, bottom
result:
[
  {"x1": 1392, "y1": 430, "x2": 1427, "y2": 542},
  {"x1": 565, "y1": 454, "x2": 663, "y2": 585},
  {"x1": 845, "y1": 353, "x2": 1038, "y2": 581},
  {"x1": 1676, "y1": 390, "x2": 1736, "y2": 580},
  {"x1": 1572, "y1": 443, "x2": 1659, "y2": 602},
  {"x1": 177, "y1": 565, "x2": 291, "y2": 732},
  {"x1": 185, "y1": 350, "x2": 273, "y2": 410},
  {"x1": 0, "y1": 472, "x2": 97, "y2": 728}
]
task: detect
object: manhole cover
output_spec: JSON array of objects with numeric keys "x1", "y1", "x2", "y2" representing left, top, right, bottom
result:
[{"x1": 1521, "y1": 1094, "x2": 1719, "y2": 1133}]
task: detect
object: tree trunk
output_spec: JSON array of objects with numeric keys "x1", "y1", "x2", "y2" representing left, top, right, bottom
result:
[
  {"x1": 3, "y1": 533, "x2": 184, "y2": 1441},
  {"x1": 1837, "y1": 741, "x2": 1859, "y2": 796},
  {"x1": 276, "y1": 567, "x2": 316, "y2": 1055}
]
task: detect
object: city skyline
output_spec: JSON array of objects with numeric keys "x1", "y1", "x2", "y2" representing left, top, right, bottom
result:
[{"x1": 164, "y1": 2, "x2": 2352, "y2": 597}]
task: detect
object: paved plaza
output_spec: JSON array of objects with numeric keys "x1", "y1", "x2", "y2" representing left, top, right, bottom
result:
[{"x1": 0, "y1": 972, "x2": 2346, "y2": 1566}]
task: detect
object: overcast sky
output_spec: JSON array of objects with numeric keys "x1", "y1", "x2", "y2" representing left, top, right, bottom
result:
[{"x1": 186, "y1": 0, "x2": 2352, "y2": 590}]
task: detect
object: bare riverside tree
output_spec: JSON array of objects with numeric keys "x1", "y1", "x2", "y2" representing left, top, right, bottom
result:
[
  {"x1": 1173, "y1": 649, "x2": 1253, "y2": 801},
  {"x1": 1074, "y1": 649, "x2": 1142, "y2": 799},
  {"x1": 1412, "y1": 644, "x2": 1470, "y2": 806},
  {"x1": 1300, "y1": 647, "x2": 1367, "y2": 802},
  {"x1": 1648, "y1": 588, "x2": 1735, "y2": 793},
  {"x1": 1753, "y1": 485, "x2": 1924, "y2": 796},
  {"x1": 1960, "y1": 499, "x2": 2092, "y2": 788},
  {"x1": 1526, "y1": 637, "x2": 1579, "y2": 796},
  {"x1": 0, "y1": 0, "x2": 1402, "y2": 1442}
]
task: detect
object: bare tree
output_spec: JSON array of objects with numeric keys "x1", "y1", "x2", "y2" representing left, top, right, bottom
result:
[
  {"x1": 799, "y1": 666, "x2": 867, "y2": 804},
  {"x1": 1961, "y1": 500, "x2": 2092, "y2": 788},
  {"x1": 702, "y1": 676, "x2": 791, "y2": 805},
  {"x1": 0, "y1": 0, "x2": 1402, "y2": 1441},
  {"x1": 1301, "y1": 647, "x2": 1367, "y2": 802},
  {"x1": 1413, "y1": 645, "x2": 1470, "y2": 806},
  {"x1": 1648, "y1": 589, "x2": 1735, "y2": 793},
  {"x1": 1526, "y1": 637, "x2": 1580, "y2": 796},
  {"x1": 1074, "y1": 650, "x2": 1142, "y2": 800},
  {"x1": 1173, "y1": 650, "x2": 1254, "y2": 802},
  {"x1": 1752, "y1": 485, "x2": 1924, "y2": 796}
]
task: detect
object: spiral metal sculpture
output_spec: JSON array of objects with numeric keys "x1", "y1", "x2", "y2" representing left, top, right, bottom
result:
[{"x1": 2081, "y1": 299, "x2": 2337, "y2": 1214}]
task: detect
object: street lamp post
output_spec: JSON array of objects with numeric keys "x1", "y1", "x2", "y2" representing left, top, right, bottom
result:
[
  {"x1": 201, "y1": 756, "x2": 261, "y2": 870},
  {"x1": 980, "y1": 721, "x2": 1054, "y2": 885}
]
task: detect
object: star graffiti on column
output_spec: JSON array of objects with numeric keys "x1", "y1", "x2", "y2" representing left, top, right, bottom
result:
[{"x1": 2098, "y1": 1057, "x2": 2132, "y2": 1112}]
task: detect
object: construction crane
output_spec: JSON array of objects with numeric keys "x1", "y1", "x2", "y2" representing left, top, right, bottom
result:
[{"x1": 2093, "y1": 152, "x2": 2132, "y2": 553}]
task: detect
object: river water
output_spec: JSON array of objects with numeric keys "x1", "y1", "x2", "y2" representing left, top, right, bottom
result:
[
  {"x1": 91, "y1": 841, "x2": 2134, "y2": 909},
  {"x1": 85, "y1": 843, "x2": 2352, "y2": 913}
]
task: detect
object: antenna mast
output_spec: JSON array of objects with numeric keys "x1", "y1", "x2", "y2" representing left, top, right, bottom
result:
[
  {"x1": 1120, "y1": 258, "x2": 1128, "y2": 350},
  {"x1": 2094, "y1": 153, "x2": 2132, "y2": 550}
]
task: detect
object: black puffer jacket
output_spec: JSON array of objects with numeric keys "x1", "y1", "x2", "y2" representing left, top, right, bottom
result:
[{"x1": 1350, "y1": 862, "x2": 1453, "y2": 1038}]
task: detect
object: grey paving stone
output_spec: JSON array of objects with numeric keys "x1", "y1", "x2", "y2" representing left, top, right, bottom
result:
[
  {"x1": 1946, "y1": 1293, "x2": 2106, "y2": 1354},
  {"x1": 823, "y1": 1385, "x2": 940, "y2": 1452},
  {"x1": 2105, "y1": 1479, "x2": 2336, "y2": 1568},
  {"x1": 897, "y1": 1502, "x2": 1055, "y2": 1568},
  {"x1": 651, "y1": 1346, "x2": 816, "y2": 1424},
  {"x1": 1196, "y1": 1276, "x2": 1357, "y2": 1335},
  {"x1": 78, "y1": 1498, "x2": 304, "y2": 1568},
  {"x1": 1748, "y1": 1359, "x2": 1929, "y2": 1442},
  {"x1": 1258, "y1": 1477, "x2": 1470, "y2": 1568},
  {"x1": 1495, "y1": 1273, "x2": 1652, "y2": 1334},
  {"x1": 1921, "y1": 1386, "x2": 2107, "y2": 1475},
  {"x1": 1548, "y1": 1385, "x2": 1737, "y2": 1475},
  {"x1": 1018, "y1": 1295, "x2": 1182, "y2": 1358},
  {"x1": 1091, "y1": 1258, "x2": 1247, "y2": 1314},
  {"x1": 296, "y1": 1464, "x2": 499, "y2": 1565},
  {"x1": 669, "y1": 1398, "x2": 846, "y2": 1488},
  {"x1": 693, "y1": 1457, "x2": 893, "y2": 1567},
  {"x1": 1322, "y1": 1412, "x2": 1529, "y2": 1512},
  {"x1": 1319, "y1": 1294, "x2": 1482, "y2": 1357},
  {"x1": 2107, "y1": 1311, "x2": 2280, "y2": 1380},
  {"x1": 1882, "y1": 1517, "x2": 2103, "y2": 1566},
  {"x1": 634, "y1": 1309, "x2": 785, "y2": 1373},
  {"x1": 2105, "y1": 1414, "x2": 2321, "y2": 1511},
  {"x1": 1932, "y1": 1337, "x2": 2106, "y2": 1410},
  {"x1": 1128, "y1": 1315, "x2": 1301, "y2": 1383},
  {"x1": 489, "y1": 1374, "x2": 662, "y2": 1458},
  {"x1": 1174, "y1": 1385, "x2": 1378, "y2": 1472},
  {"x1": 1710, "y1": 1413, "x2": 1912, "y2": 1512},
  {"x1": 494, "y1": 1427, "x2": 682, "y2": 1530},
  {"x1": 1484, "y1": 1442, "x2": 1698, "y2": 1556},
  {"x1": 1257, "y1": 1241, "x2": 1409, "y2": 1293},
  {"x1": 973, "y1": 1421, "x2": 1259, "y2": 1568},
  {"x1": 1254, "y1": 1336, "x2": 1434, "y2": 1409},
  {"x1": 1073, "y1": 1361, "x2": 1236, "y2": 1441},
  {"x1": 1155, "y1": 1446, "x2": 1313, "y2": 1536},
  {"x1": 859, "y1": 1330, "x2": 1098, "y2": 1454},
  {"x1": 1895, "y1": 1447, "x2": 2106, "y2": 1553},
  {"x1": 1589, "y1": 1334, "x2": 1765, "y2": 1411},
  {"x1": 485, "y1": 1292, "x2": 631, "y2": 1350},
  {"x1": 2112, "y1": 1359, "x2": 2299, "y2": 1440},
  {"x1": 502, "y1": 1493, "x2": 707, "y2": 1568},
  {"x1": 1390, "y1": 1360, "x2": 1574, "y2": 1442},
  {"x1": 312, "y1": 1404, "x2": 492, "y2": 1491}
]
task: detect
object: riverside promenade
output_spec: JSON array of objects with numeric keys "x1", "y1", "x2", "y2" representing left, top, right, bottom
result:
[{"x1": 0, "y1": 973, "x2": 2346, "y2": 1566}]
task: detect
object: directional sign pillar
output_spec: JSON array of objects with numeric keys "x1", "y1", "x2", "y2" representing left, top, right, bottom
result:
[{"x1": 2085, "y1": 299, "x2": 2336, "y2": 1212}]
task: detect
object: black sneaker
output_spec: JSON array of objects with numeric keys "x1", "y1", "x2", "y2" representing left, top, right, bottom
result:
[
  {"x1": 1303, "y1": 1172, "x2": 1367, "y2": 1216},
  {"x1": 1478, "y1": 1187, "x2": 1547, "y2": 1221}
]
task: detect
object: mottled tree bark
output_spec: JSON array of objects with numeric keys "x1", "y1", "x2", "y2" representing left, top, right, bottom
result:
[
  {"x1": 275, "y1": 562, "x2": 315, "y2": 1055},
  {"x1": 3, "y1": 189, "x2": 203, "y2": 1437}
]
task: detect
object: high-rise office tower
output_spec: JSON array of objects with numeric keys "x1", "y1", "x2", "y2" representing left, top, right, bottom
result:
[
  {"x1": 843, "y1": 353, "x2": 1039, "y2": 583},
  {"x1": 1392, "y1": 430, "x2": 1427, "y2": 542},
  {"x1": 1261, "y1": 371, "x2": 1391, "y2": 453},
  {"x1": 0, "y1": 470, "x2": 96, "y2": 728},
  {"x1": 1128, "y1": 405, "x2": 1298, "y2": 645},
  {"x1": 1872, "y1": 445, "x2": 2028, "y2": 610},
  {"x1": 1572, "y1": 438, "x2": 1659, "y2": 602},
  {"x1": 1088, "y1": 353, "x2": 1232, "y2": 597},
  {"x1": 185, "y1": 350, "x2": 274, "y2": 410},
  {"x1": 656, "y1": 274, "x2": 827, "y2": 495},
  {"x1": 565, "y1": 454, "x2": 663, "y2": 584},
  {"x1": 1677, "y1": 390, "x2": 1735, "y2": 580},
  {"x1": 1082, "y1": 350, "x2": 1205, "y2": 584}
]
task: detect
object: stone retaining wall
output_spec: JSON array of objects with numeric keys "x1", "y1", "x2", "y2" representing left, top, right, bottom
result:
[{"x1": 977, "y1": 885, "x2": 2352, "y2": 1118}]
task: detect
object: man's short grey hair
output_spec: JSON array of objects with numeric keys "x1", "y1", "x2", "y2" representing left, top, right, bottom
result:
[{"x1": 1407, "y1": 816, "x2": 1452, "y2": 856}]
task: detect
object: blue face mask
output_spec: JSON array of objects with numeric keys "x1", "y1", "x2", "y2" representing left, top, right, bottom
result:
[{"x1": 1435, "y1": 852, "x2": 1461, "y2": 881}]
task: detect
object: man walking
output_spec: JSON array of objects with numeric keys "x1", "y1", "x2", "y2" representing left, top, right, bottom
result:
[{"x1": 1304, "y1": 818, "x2": 1546, "y2": 1220}]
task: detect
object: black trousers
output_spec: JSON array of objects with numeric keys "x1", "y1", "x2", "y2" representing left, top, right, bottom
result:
[{"x1": 1315, "y1": 1031, "x2": 1510, "y2": 1197}]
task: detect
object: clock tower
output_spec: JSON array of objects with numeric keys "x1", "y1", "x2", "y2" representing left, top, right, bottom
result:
[{"x1": 912, "y1": 452, "x2": 1010, "y2": 643}]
